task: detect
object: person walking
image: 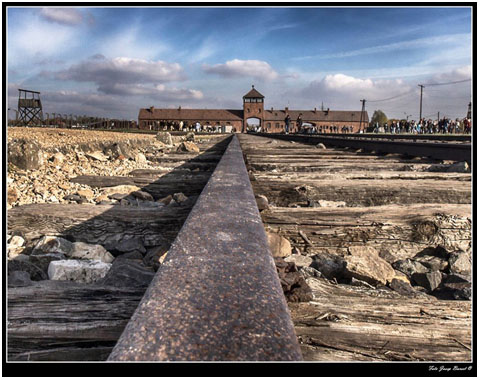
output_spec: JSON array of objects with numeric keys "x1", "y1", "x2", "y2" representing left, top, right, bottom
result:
[
  {"x1": 285, "y1": 113, "x2": 291, "y2": 134},
  {"x1": 296, "y1": 113, "x2": 303, "y2": 133}
]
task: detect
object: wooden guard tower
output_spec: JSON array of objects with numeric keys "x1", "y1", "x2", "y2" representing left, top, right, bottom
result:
[{"x1": 18, "y1": 89, "x2": 43, "y2": 126}]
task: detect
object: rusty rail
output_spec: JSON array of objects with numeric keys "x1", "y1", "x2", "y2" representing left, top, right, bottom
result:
[
  {"x1": 252, "y1": 133, "x2": 471, "y2": 164},
  {"x1": 108, "y1": 135, "x2": 302, "y2": 361},
  {"x1": 296, "y1": 132, "x2": 471, "y2": 142}
]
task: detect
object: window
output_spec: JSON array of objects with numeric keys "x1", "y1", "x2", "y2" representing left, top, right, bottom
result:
[
  {"x1": 245, "y1": 98, "x2": 251, "y2": 103},
  {"x1": 267, "y1": 122, "x2": 271, "y2": 128},
  {"x1": 247, "y1": 108, "x2": 250, "y2": 113},
  {"x1": 258, "y1": 109, "x2": 261, "y2": 113},
  {"x1": 275, "y1": 123, "x2": 279, "y2": 128}
]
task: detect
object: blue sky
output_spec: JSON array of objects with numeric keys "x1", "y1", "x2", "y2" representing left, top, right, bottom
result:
[{"x1": 7, "y1": 6, "x2": 472, "y2": 120}]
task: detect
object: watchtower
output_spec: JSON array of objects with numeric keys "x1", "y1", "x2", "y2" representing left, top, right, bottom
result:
[
  {"x1": 243, "y1": 85, "x2": 264, "y2": 132},
  {"x1": 18, "y1": 89, "x2": 43, "y2": 126}
]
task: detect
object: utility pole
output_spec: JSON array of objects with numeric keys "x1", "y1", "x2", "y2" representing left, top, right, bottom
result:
[
  {"x1": 418, "y1": 84, "x2": 424, "y2": 121},
  {"x1": 359, "y1": 99, "x2": 366, "y2": 132}
]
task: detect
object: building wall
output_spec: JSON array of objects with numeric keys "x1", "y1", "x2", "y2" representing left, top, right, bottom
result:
[
  {"x1": 243, "y1": 99, "x2": 264, "y2": 132},
  {"x1": 138, "y1": 119, "x2": 243, "y2": 132},
  {"x1": 263, "y1": 120, "x2": 366, "y2": 133}
]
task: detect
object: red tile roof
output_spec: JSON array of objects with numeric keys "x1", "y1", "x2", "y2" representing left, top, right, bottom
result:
[
  {"x1": 138, "y1": 108, "x2": 243, "y2": 121},
  {"x1": 243, "y1": 86, "x2": 265, "y2": 99},
  {"x1": 264, "y1": 109, "x2": 368, "y2": 123}
]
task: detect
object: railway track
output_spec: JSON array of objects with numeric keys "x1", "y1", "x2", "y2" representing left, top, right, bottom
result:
[
  {"x1": 293, "y1": 132, "x2": 471, "y2": 142},
  {"x1": 7, "y1": 132, "x2": 472, "y2": 364},
  {"x1": 252, "y1": 133, "x2": 472, "y2": 163}
]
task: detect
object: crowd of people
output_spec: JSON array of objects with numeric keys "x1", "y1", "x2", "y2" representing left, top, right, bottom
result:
[{"x1": 373, "y1": 117, "x2": 471, "y2": 134}]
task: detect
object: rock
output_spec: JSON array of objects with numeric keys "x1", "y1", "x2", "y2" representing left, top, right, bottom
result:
[
  {"x1": 173, "y1": 192, "x2": 188, "y2": 203},
  {"x1": 177, "y1": 141, "x2": 200, "y2": 153},
  {"x1": 157, "y1": 194, "x2": 173, "y2": 205},
  {"x1": 99, "y1": 260, "x2": 155, "y2": 288},
  {"x1": 76, "y1": 188, "x2": 95, "y2": 199},
  {"x1": 114, "y1": 237, "x2": 146, "y2": 254},
  {"x1": 131, "y1": 190, "x2": 154, "y2": 201},
  {"x1": 51, "y1": 152, "x2": 65, "y2": 165},
  {"x1": 8, "y1": 138, "x2": 44, "y2": 170},
  {"x1": 308, "y1": 199, "x2": 346, "y2": 207},
  {"x1": 444, "y1": 273, "x2": 471, "y2": 284},
  {"x1": 350, "y1": 278, "x2": 376, "y2": 288},
  {"x1": 100, "y1": 185, "x2": 141, "y2": 196},
  {"x1": 115, "y1": 251, "x2": 145, "y2": 261},
  {"x1": 411, "y1": 270, "x2": 442, "y2": 292},
  {"x1": 143, "y1": 245, "x2": 169, "y2": 271},
  {"x1": 392, "y1": 270, "x2": 410, "y2": 284},
  {"x1": 69, "y1": 242, "x2": 114, "y2": 263},
  {"x1": 135, "y1": 153, "x2": 147, "y2": 163},
  {"x1": 266, "y1": 232, "x2": 292, "y2": 257},
  {"x1": 65, "y1": 194, "x2": 87, "y2": 203},
  {"x1": 378, "y1": 249, "x2": 397, "y2": 264},
  {"x1": 255, "y1": 195, "x2": 269, "y2": 211},
  {"x1": 275, "y1": 257, "x2": 313, "y2": 302},
  {"x1": 8, "y1": 259, "x2": 47, "y2": 281},
  {"x1": 109, "y1": 193, "x2": 129, "y2": 200},
  {"x1": 446, "y1": 161, "x2": 469, "y2": 173},
  {"x1": 414, "y1": 255, "x2": 448, "y2": 272},
  {"x1": 85, "y1": 151, "x2": 108, "y2": 162},
  {"x1": 284, "y1": 254, "x2": 313, "y2": 268},
  {"x1": 7, "y1": 246, "x2": 25, "y2": 259},
  {"x1": 8, "y1": 235, "x2": 25, "y2": 248},
  {"x1": 48, "y1": 260, "x2": 111, "y2": 283},
  {"x1": 32, "y1": 236, "x2": 73, "y2": 256},
  {"x1": 344, "y1": 246, "x2": 396, "y2": 286},
  {"x1": 453, "y1": 287, "x2": 471, "y2": 300},
  {"x1": 94, "y1": 194, "x2": 110, "y2": 203},
  {"x1": 299, "y1": 266, "x2": 323, "y2": 279},
  {"x1": 185, "y1": 132, "x2": 195, "y2": 142},
  {"x1": 448, "y1": 251, "x2": 471, "y2": 275},
  {"x1": 29, "y1": 253, "x2": 66, "y2": 274},
  {"x1": 8, "y1": 271, "x2": 33, "y2": 287},
  {"x1": 8, "y1": 187, "x2": 19, "y2": 204},
  {"x1": 310, "y1": 252, "x2": 346, "y2": 281},
  {"x1": 156, "y1": 132, "x2": 173, "y2": 145},
  {"x1": 315, "y1": 143, "x2": 326, "y2": 149},
  {"x1": 392, "y1": 259, "x2": 429, "y2": 277},
  {"x1": 388, "y1": 278, "x2": 417, "y2": 296}
]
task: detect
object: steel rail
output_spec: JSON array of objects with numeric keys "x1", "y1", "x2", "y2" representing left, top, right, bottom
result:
[
  {"x1": 272, "y1": 132, "x2": 471, "y2": 142},
  {"x1": 252, "y1": 133, "x2": 471, "y2": 163},
  {"x1": 108, "y1": 135, "x2": 302, "y2": 361}
]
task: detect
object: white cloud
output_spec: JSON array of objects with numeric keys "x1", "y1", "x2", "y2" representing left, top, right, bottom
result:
[
  {"x1": 203, "y1": 59, "x2": 279, "y2": 81},
  {"x1": 39, "y1": 8, "x2": 84, "y2": 25},
  {"x1": 100, "y1": 83, "x2": 203, "y2": 101},
  {"x1": 56, "y1": 56, "x2": 186, "y2": 91}
]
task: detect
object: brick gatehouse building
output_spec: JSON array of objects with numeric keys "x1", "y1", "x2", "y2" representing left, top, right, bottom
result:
[{"x1": 138, "y1": 86, "x2": 368, "y2": 133}]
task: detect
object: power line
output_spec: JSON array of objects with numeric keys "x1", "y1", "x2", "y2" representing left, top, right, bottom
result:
[
  {"x1": 422, "y1": 78, "x2": 471, "y2": 86},
  {"x1": 367, "y1": 88, "x2": 417, "y2": 103}
]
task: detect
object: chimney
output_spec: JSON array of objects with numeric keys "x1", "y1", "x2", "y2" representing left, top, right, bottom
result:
[
  {"x1": 271, "y1": 107, "x2": 273, "y2": 112},
  {"x1": 178, "y1": 106, "x2": 181, "y2": 111},
  {"x1": 314, "y1": 107, "x2": 317, "y2": 113},
  {"x1": 150, "y1": 106, "x2": 154, "y2": 112},
  {"x1": 285, "y1": 106, "x2": 289, "y2": 112}
]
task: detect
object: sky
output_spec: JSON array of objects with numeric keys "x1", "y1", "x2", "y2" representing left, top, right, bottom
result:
[{"x1": 7, "y1": 6, "x2": 472, "y2": 121}]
